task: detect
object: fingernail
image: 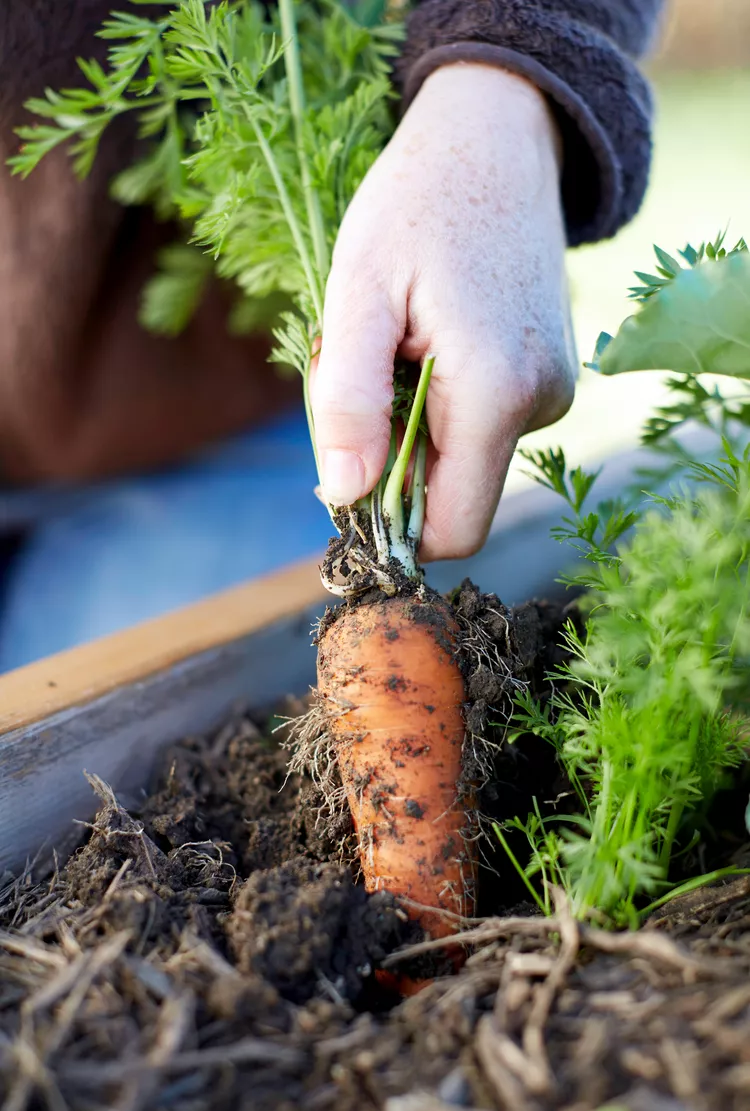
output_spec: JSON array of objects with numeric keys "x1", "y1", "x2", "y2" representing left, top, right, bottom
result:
[{"x1": 321, "y1": 449, "x2": 365, "y2": 506}]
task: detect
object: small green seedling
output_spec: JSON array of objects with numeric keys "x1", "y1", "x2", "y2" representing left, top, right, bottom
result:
[{"x1": 506, "y1": 240, "x2": 750, "y2": 926}]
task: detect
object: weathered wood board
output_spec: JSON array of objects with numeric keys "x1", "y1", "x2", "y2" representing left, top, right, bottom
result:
[{"x1": 0, "y1": 562, "x2": 328, "y2": 874}]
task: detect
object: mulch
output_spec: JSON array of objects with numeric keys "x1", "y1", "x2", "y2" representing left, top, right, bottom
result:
[{"x1": 1, "y1": 712, "x2": 750, "y2": 1111}]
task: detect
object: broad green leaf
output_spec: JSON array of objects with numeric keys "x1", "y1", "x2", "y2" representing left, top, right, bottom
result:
[{"x1": 592, "y1": 251, "x2": 750, "y2": 379}]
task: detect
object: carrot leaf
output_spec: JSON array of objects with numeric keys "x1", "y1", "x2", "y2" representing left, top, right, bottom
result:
[{"x1": 509, "y1": 236, "x2": 750, "y2": 926}]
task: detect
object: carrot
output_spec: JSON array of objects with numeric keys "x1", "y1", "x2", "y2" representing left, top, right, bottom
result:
[{"x1": 317, "y1": 590, "x2": 476, "y2": 947}]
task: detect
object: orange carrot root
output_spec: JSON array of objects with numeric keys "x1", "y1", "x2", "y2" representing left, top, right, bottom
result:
[{"x1": 317, "y1": 592, "x2": 476, "y2": 946}]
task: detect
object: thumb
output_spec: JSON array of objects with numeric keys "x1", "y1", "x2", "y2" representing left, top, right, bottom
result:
[{"x1": 312, "y1": 255, "x2": 403, "y2": 507}]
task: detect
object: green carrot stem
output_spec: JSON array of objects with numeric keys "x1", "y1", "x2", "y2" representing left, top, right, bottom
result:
[
  {"x1": 370, "y1": 434, "x2": 397, "y2": 564},
  {"x1": 245, "y1": 110, "x2": 324, "y2": 479},
  {"x1": 278, "y1": 0, "x2": 330, "y2": 292},
  {"x1": 246, "y1": 114, "x2": 323, "y2": 328},
  {"x1": 407, "y1": 432, "x2": 428, "y2": 551},
  {"x1": 493, "y1": 823, "x2": 547, "y2": 915},
  {"x1": 639, "y1": 867, "x2": 750, "y2": 919},
  {"x1": 382, "y1": 355, "x2": 434, "y2": 538},
  {"x1": 302, "y1": 367, "x2": 321, "y2": 483},
  {"x1": 660, "y1": 795, "x2": 686, "y2": 871}
]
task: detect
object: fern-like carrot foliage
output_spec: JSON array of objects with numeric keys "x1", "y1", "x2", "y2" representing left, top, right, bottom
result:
[
  {"x1": 506, "y1": 243, "x2": 750, "y2": 925},
  {"x1": 10, "y1": 0, "x2": 437, "y2": 586}
]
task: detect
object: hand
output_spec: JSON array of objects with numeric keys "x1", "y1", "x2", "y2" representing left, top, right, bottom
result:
[{"x1": 312, "y1": 63, "x2": 577, "y2": 560}]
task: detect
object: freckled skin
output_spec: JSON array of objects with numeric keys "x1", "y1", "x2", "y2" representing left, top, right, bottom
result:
[
  {"x1": 313, "y1": 64, "x2": 576, "y2": 562},
  {"x1": 318, "y1": 594, "x2": 476, "y2": 940}
]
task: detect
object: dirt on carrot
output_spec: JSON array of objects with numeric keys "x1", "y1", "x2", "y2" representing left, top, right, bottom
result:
[
  {"x1": 294, "y1": 581, "x2": 579, "y2": 948},
  {"x1": 316, "y1": 590, "x2": 476, "y2": 941}
]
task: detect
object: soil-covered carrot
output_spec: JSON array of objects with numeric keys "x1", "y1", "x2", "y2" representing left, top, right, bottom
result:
[{"x1": 317, "y1": 592, "x2": 476, "y2": 940}]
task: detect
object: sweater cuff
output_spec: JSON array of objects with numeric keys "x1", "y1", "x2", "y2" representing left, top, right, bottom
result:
[{"x1": 397, "y1": 11, "x2": 655, "y2": 247}]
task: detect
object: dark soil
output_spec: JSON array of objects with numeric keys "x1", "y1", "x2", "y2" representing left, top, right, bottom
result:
[{"x1": 1, "y1": 595, "x2": 750, "y2": 1111}]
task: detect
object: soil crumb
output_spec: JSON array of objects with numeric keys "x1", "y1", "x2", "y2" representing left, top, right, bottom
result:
[
  {"x1": 2, "y1": 600, "x2": 750, "y2": 1110},
  {"x1": 227, "y1": 860, "x2": 405, "y2": 1004}
]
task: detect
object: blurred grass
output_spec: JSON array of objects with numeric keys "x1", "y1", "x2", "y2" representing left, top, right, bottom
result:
[{"x1": 503, "y1": 68, "x2": 750, "y2": 499}]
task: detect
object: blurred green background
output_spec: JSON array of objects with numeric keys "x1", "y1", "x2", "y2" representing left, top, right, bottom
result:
[{"x1": 504, "y1": 0, "x2": 750, "y2": 497}]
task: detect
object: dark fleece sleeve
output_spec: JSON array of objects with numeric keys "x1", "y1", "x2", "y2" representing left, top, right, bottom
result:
[{"x1": 397, "y1": 1, "x2": 667, "y2": 246}]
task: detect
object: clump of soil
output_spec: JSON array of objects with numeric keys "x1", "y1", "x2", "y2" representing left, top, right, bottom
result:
[
  {"x1": 228, "y1": 860, "x2": 404, "y2": 1004},
  {"x1": 1, "y1": 595, "x2": 750, "y2": 1111}
]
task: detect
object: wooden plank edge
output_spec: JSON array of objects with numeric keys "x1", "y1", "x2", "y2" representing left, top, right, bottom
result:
[
  {"x1": 0, "y1": 555, "x2": 328, "y2": 735},
  {"x1": 0, "y1": 605, "x2": 325, "y2": 874}
]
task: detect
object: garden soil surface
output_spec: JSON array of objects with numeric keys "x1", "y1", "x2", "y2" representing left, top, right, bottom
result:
[{"x1": 1, "y1": 595, "x2": 750, "y2": 1111}]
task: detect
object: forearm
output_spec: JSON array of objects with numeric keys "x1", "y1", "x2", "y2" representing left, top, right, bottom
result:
[
  {"x1": 398, "y1": 0, "x2": 667, "y2": 245},
  {"x1": 0, "y1": 0, "x2": 137, "y2": 455}
]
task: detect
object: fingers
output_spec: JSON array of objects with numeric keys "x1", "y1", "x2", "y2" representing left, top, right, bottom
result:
[
  {"x1": 419, "y1": 353, "x2": 531, "y2": 562},
  {"x1": 418, "y1": 328, "x2": 576, "y2": 562},
  {"x1": 312, "y1": 251, "x2": 405, "y2": 507}
]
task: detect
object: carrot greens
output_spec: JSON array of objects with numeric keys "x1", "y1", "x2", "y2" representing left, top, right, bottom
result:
[
  {"x1": 507, "y1": 242, "x2": 750, "y2": 926},
  {"x1": 9, "y1": 0, "x2": 429, "y2": 592}
]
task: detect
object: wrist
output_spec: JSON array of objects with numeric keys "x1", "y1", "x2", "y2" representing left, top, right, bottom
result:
[{"x1": 410, "y1": 61, "x2": 563, "y2": 173}]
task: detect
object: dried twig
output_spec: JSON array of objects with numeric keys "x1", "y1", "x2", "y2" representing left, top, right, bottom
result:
[
  {"x1": 381, "y1": 916, "x2": 558, "y2": 968},
  {"x1": 58, "y1": 1037, "x2": 305, "y2": 1085},
  {"x1": 114, "y1": 993, "x2": 194, "y2": 1111},
  {"x1": 579, "y1": 925, "x2": 737, "y2": 980},
  {"x1": 521, "y1": 891, "x2": 580, "y2": 1096}
]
